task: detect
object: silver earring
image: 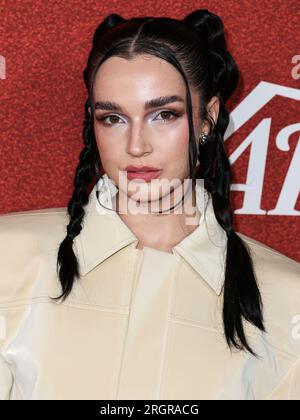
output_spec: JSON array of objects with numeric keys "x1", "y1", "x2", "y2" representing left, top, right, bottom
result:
[{"x1": 199, "y1": 132, "x2": 208, "y2": 145}]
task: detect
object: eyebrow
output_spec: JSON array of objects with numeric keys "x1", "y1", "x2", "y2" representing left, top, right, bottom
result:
[{"x1": 94, "y1": 95, "x2": 185, "y2": 112}]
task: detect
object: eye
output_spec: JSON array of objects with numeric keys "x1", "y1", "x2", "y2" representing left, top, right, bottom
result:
[
  {"x1": 154, "y1": 110, "x2": 180, "y2": 122},
  {"x1": 95, "y1": 114, "x2": 124, "y2": 126},
  {"x1": 95, "y1": 110, "x2": 181, "y2": 126}
]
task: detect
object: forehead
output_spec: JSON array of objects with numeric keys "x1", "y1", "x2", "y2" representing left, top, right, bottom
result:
[{"x1": 92, "y1": 54, "x2": 186, "y2": 101}]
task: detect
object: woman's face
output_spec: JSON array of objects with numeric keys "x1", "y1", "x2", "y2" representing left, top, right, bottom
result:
[{"x1": 92, "y1": 54, "x2": 202, "y2": 205}]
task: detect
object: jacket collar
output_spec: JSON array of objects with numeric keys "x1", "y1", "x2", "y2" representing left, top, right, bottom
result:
[{"x1": 73, "y1": 174, "x2": 228, "y2": 295}]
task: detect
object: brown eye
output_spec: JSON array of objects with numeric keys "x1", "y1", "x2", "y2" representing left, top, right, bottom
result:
[
  {"x1": 95, "y1": 114, "x2": 124, "y2": 125},
  {"x1": 154, "y1": 110, "x2": 179, "y2": 122},
  {"x1": 107, "y1": 115, "x2": 121, "y2": 124}
]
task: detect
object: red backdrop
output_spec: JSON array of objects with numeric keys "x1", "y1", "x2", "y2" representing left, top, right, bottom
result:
[{"x1": 0, "y1": 0, "x2": 299, "y2": 261}]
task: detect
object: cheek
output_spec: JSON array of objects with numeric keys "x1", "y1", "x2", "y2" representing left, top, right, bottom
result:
[
  {"x1": 162, "y1": 122, "x2": 189, "y2": 168},
  {"x1": 94, "y1": 125, "x2": 121, "y2": 167}
]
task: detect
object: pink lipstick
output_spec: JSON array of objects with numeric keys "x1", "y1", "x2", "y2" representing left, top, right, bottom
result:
[{"x1": 125, "y1": 166, "x2": 162, "y2": 183}]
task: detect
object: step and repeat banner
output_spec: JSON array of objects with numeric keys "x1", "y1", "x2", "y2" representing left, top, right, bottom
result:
[{"x1": 0, "y1": 0, "x2": 299, "y2": 261}]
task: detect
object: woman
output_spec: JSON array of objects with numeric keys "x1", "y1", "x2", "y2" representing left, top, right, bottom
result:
[{"x1": 0, "y1": 9, "x2": 300, "y2": 400}]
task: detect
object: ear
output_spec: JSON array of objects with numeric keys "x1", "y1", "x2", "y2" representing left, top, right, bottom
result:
[
  {"x1": 88, "y1": 106, "x2": 92, "y2": 117},
  {"x1": 201, "y1": 95, "x2": 220, "y2": 134}
]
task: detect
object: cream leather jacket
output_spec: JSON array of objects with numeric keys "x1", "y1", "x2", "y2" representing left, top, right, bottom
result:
[{"x1": 0, "y1": 174, "x2": 300, "y2": 400}]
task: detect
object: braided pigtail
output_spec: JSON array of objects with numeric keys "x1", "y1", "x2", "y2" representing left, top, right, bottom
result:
[
  {"x1": 185, "y1": 9, "x2": 265, "y2": 355},
  {"x1": 55, "y1": 13, "x2": 127, "y2": 302},
  {"x1": 54, "y1": 99, "x2": 98, "y2": 301}
]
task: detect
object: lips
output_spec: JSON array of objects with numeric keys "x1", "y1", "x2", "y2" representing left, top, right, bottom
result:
[
  {"x1": 125, "y1": 166, "x2": 161, "y2": 172},
  {"x1": 125, "y1": 168, "x2": 162, "y2": 183}
]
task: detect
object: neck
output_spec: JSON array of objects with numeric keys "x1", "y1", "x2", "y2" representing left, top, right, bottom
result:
[{"x1": 112, "y1": 181, "x2": 201, "y2": 251}]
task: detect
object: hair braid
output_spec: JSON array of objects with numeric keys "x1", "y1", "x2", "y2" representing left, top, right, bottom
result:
[
  {"x1": 55, "y1": 100, "x2": 98, "y2": 300},
  {"x1": 198, "y1": 92, "x2": 264, "y2": 356}
]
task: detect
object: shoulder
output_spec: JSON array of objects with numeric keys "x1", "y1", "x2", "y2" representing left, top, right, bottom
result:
[
  {"x1": 0, "y1": 207, "x2": 69, "y2": 303},
  {"x1": 237, "y1": 231, "x2": 300, "y2": 282},
  {"x1": 237, "y1": 231, "x2": 300, "y2": 292},
  {"x1": 0, "y1": 206, "x2": 69, "y2": 253},
  {"x1": 237, "y1": 232, "x2": 300, "y2": 359}
]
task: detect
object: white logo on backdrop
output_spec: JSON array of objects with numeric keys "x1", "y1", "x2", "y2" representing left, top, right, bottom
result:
[{"x1": 225, "y1": 81, "x2": 300, "y2": 215}]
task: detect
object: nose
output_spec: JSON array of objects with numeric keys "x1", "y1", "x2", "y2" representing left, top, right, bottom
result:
[{"x1": 125, "y1": 121, "x2": 152, "y2": 157}]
